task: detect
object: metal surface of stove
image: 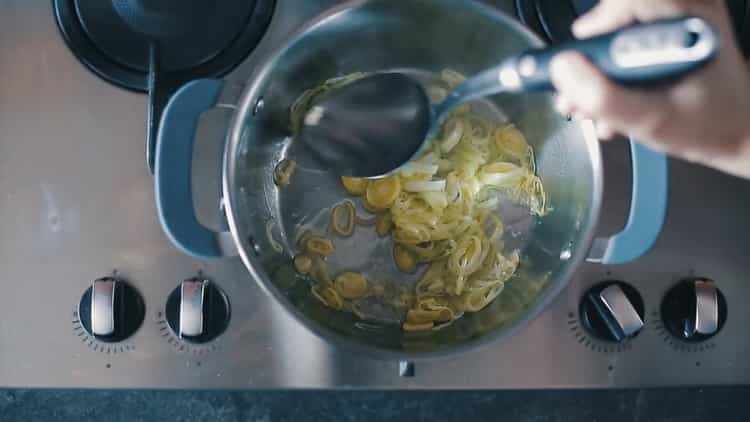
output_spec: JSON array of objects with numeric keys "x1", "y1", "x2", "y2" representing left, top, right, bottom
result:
[{"x1": 1, "y1": 0, "x2": 750, "y2": 388}]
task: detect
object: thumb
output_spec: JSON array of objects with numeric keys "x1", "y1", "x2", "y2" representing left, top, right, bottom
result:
[
  {"x1": 572, "y1": 0, "x2": 635, "y2": 38},
  {"x1": 549, "y1": 51, "x2": 669, "y2": 138}
]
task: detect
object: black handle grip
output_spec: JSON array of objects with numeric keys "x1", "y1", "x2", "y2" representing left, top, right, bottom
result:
[{"x1": 508, "y1": 16, "x2": 718, "y2": 91}]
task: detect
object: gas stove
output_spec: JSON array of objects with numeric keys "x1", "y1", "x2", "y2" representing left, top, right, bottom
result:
[{"x1": 2, "y1": 0, "x2": 750, "y2": 388}]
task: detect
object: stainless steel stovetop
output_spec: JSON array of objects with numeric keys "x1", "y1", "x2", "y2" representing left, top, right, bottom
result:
[{"x1": 2, "y1": 0, "x2": 750, "y2": 389}]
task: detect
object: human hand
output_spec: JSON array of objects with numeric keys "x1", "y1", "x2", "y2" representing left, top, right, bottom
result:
[{"x1": 550, "y1": 0, "x2": 750, "y2": 179}]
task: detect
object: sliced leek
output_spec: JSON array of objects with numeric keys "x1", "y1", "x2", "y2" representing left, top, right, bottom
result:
[
  {"x1": 341, "y1": 176, "x2": 369, "y2": 195},
  {"x1": 365, "y1": 176, "x2": 401, "y2": 209},
  {"x1": 291, "y1": 70, "x2": 547, "y2": 332},
  {"x1": 403, "y1": 179, "x2": 446, "y2": 193},
  {"x1": 273, "y1": 159, "x2": 297, "y2": 188},
  {"x1": 375, "y1": 212, "x2": 393, "y2": 237},
  {"x1": 266, "y1": 220, "x2": 283, "y2": 253},
  {"x1": 305, "y1": 235, "x2": 334, "y2": 257},
  {"x1": 393, "y1": 244, "x2": 417, "y2": 273},
  {"x1": 330, "y1": 200, "x2": 355, "y2": 237},
  {"x1": 293, "y1": 254, "x2": 313, "y2": 274},
  {"x1": 334, "y1": 272, "x2": 369, "y2": 300}
]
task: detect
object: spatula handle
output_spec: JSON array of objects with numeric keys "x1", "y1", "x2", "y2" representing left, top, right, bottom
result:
[{"x1": 502, "y1": 16, "x2": 718, "y2": 92}]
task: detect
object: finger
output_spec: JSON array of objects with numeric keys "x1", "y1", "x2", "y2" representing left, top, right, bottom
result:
[
  {"x1": 572, "y1": 0, "x2": 635, "y2": 38},
  {"x1": 631, "y1": 0, "x2": 701, "y2": 22},
  {"x1": 550, "y1": 52, "x2": 619, "y2": 116},
  {"x1": 549, "y1": 52, "x2": 670, "y2": 137},
  {"x1": 574, "y1": 0, "x2": 716, "y2": 39}
]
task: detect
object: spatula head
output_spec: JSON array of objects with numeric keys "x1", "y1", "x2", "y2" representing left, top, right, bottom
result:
[{"x1": 296, "y1": 72, "x2": 432, "y2": 178}]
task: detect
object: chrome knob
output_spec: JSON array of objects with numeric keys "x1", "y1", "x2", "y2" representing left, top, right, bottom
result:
[
  {"x1": 165, "y1": 278, "x2": 230, "y2": 344},
  {"x1": 78, "y1": 277, "x2": 145, "y2": 342},
  {"x1": 179, "y1": 279, "x2": 206, "y2": 338},
  {"x1": 580, "y1": 281, "x2": 645, "y2": 342},
  {"x1": 91, "y1": 278, "x2": 116, "y2": 336},
  {"x1": 661, "y1": 278, "x2": 727, "y2": 342}
]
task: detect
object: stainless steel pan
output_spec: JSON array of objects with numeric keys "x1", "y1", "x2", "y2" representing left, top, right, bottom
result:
[{"x1": 154, "y1": 0, "x2": 668, "y2": 359}]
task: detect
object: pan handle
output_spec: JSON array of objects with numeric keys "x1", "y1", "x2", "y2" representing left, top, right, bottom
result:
[
  {"x1": 155, "y1": 79, "x2": 237, "y2": 258},
  {"x1": 586, "y1": 140, "x2": 668, "y2": 264}
]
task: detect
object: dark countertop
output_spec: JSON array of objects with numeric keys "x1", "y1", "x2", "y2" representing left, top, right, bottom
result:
[{"x1": 0, "y1": 388, "x2": 748, "y2": 421}]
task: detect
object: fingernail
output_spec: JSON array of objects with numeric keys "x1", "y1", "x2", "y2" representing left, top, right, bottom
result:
[
  {"x1": 572, "y1": 111, "x2": 588, "y2": 121},
  {"x1": 571, "y1": 18, "x2": 591, "y2": 38},
  {"x1": 554, "y1": 96, "x2": 572, "y2": 115},
  {"x1": 571, "y1": 20, "x2": 585, "y2": 37}
]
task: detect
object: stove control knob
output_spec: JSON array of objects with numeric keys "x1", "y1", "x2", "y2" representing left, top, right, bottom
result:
[
  {"x1": 580, "y1": 281, "x2": 645, "y2": 342},
  {"x1": 661, "y1": 278, "x2": 726, "y2": 342},
  {"x1": 165, "y1": 278, "x2": 230, "y2": 344},
  {"x1": 78, "y1": 277, "x2": 145, "y2": 342}
]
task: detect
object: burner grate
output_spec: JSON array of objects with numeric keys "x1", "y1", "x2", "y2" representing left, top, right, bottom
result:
[{"x1": 53, "y1": 0, "x2": 275, "y2": 172}]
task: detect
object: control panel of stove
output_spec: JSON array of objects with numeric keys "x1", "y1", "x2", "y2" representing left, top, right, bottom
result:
[{"x1": 73, "y1": 275, "x2": 732, "y2": 350}]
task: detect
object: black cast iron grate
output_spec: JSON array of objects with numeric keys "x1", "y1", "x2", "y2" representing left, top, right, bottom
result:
[{"x1": 53, "y1": 0, "x2": 275, "y2": 172}]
